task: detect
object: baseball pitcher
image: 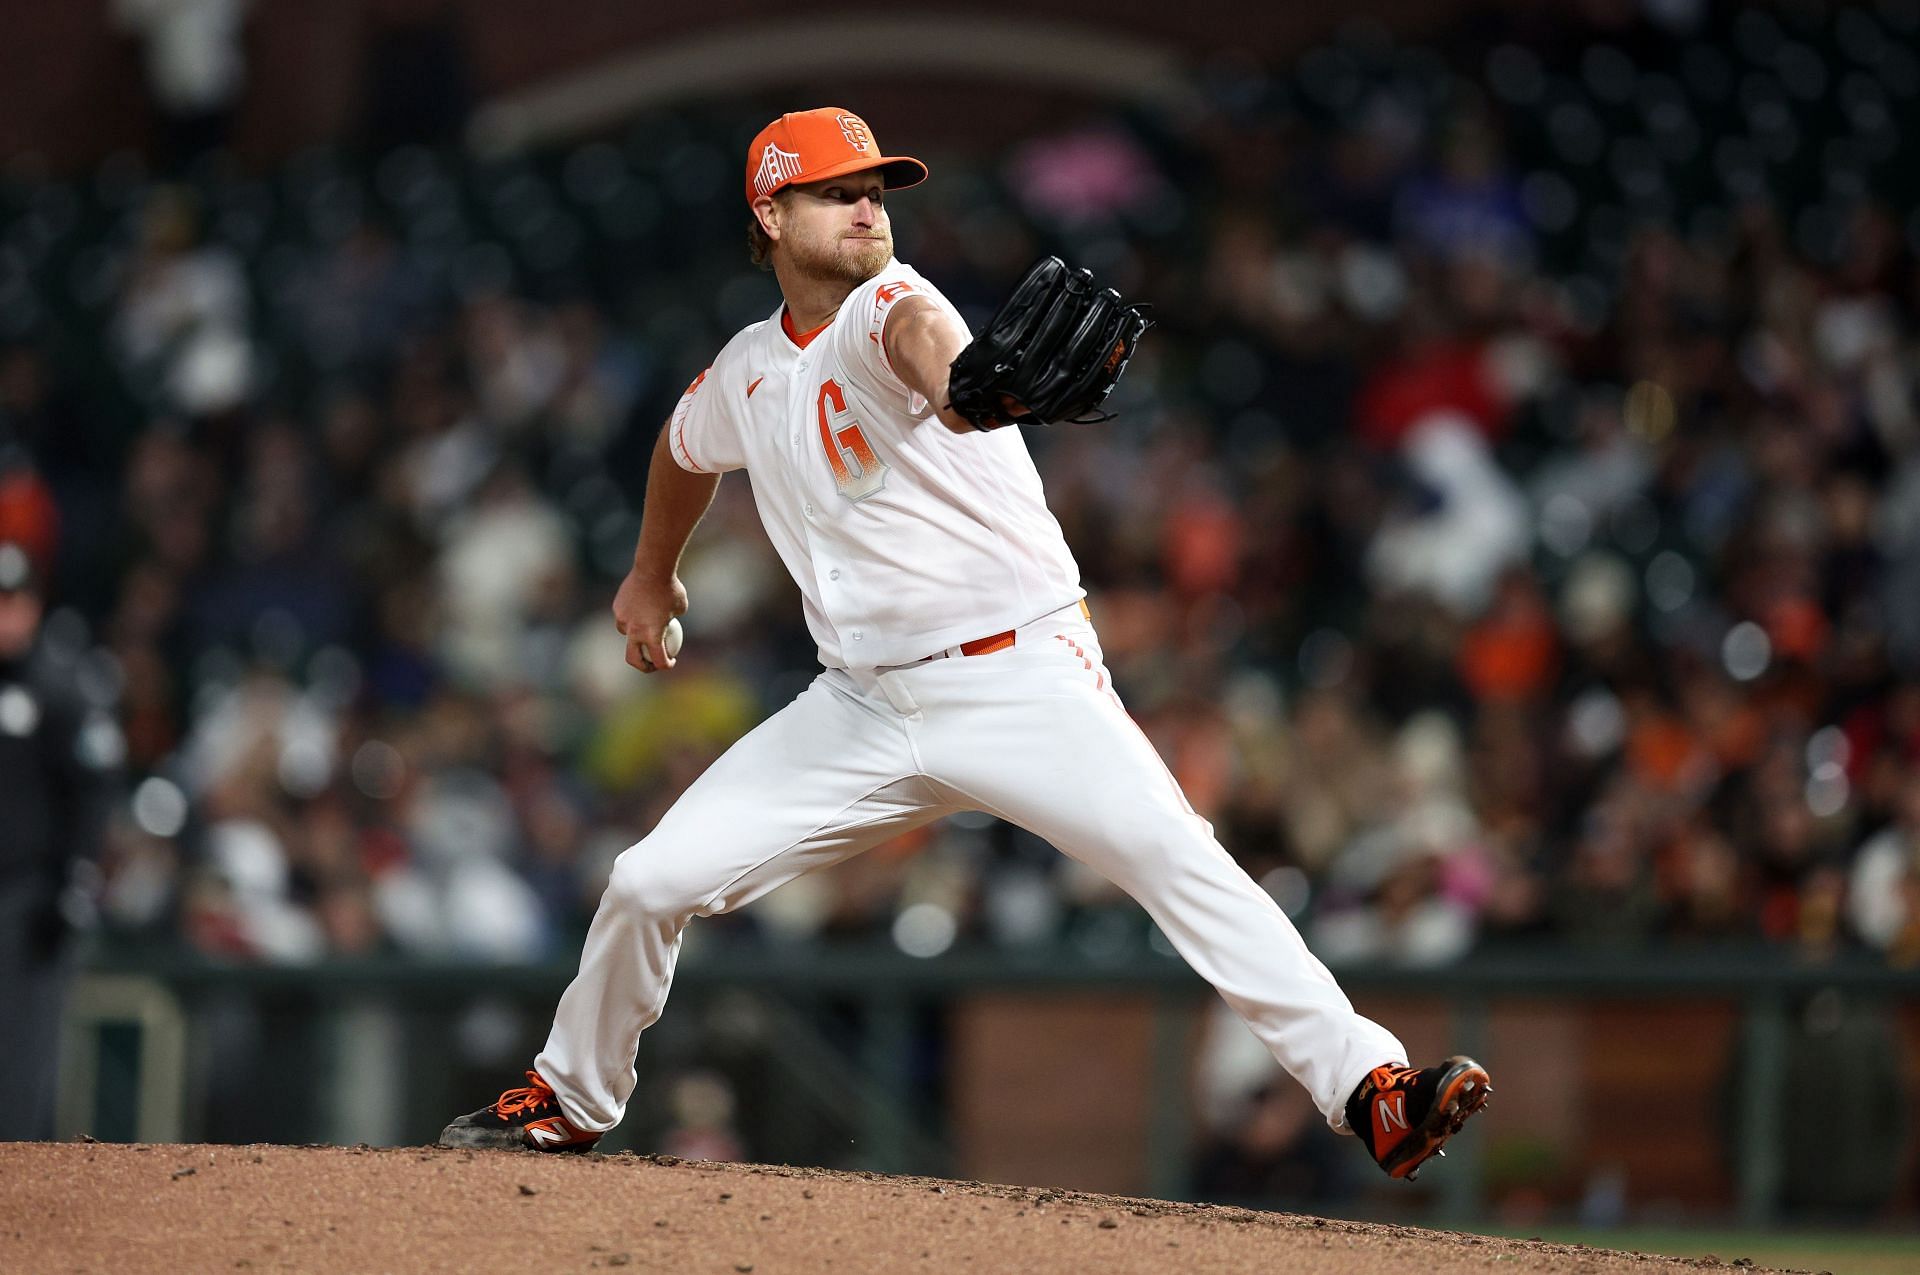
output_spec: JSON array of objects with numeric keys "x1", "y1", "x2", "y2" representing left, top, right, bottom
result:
[{"x1": 441, "y1": 108, "x2": 1490, "y2": 1181}]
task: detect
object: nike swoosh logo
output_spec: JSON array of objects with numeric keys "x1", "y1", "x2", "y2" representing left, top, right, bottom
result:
[{"x1": 747, "y1": 376, "x2": 764, "y2": 398}]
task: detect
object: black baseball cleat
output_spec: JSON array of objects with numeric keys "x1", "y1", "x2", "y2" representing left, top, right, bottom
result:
[
  {"x1": 437, "y1": 1070, "x2": 602, "y2": 1153},
  {"x1": 1346, "y1": 1056, "x2": 1491, "y2": 1181}
]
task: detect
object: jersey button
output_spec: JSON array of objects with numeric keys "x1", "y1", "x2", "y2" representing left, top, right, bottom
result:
[
  {"x1": 805, "y1": 502, "x2": 814, "y2": 515},
  {"x1": 851, "y1": 630, "x2": 863, "y2": 641},
  {"x1": 829, "y1": 569, "x2": 840, "y2": 581}
]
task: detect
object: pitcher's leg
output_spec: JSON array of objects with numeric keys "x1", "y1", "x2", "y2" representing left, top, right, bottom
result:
[
  {"x1": 535, "y1": 676, "x2": 948, "y2": 1132},
  {"x1": 914, "y1": 650, "x2": 1404, "y2": 1129}
]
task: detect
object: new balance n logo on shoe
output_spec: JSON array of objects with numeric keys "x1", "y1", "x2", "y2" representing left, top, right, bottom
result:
[
  {"x1": 526, "y1": 1120, "x2": 578, "y2": 1148},
  {"x1": 1378, "y1": 1094, "x2": 1409, "y2": 1132}
]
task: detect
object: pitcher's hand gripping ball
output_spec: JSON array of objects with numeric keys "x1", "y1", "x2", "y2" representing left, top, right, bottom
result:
[
  {"x1": 945, "y1": 256, "x2": 1152, "y2": 430},
  {"x1": 641, "y1": 618, "x2": 683, "y2": 671}
]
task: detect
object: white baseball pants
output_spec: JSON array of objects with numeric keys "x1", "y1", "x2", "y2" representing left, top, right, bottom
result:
[{"x1": 536, "y1": 602, "x2": 1404, "y2": 1135}]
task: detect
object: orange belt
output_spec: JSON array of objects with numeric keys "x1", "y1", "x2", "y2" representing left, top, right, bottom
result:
[
  {"x1": 927, "y1": 630, "x2": 1015, "y2": 660},
  {"x1": 924, "y1": 601, "x2": 1090, "y2": 662},
  {"x1": 959, "y1": 630, "x2": 1016, "y2": 656}
]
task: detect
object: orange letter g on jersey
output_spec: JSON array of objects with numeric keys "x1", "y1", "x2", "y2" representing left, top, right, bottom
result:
[{"x1": 816, "y1": 379, "x2": 888, "y2": 502}]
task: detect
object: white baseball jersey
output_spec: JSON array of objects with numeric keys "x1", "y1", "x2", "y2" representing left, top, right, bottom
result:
[{"x1": 666, "y1": 258, "x2": 1083, "y2": 669}]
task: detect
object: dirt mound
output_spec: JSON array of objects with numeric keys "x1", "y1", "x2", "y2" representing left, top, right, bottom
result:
[{"x1": 3, "y1": 1143, "x2": 1800, "y2": 1274}]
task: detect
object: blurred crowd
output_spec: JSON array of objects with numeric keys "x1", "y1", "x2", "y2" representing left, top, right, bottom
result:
[{"x1": 3, "y1": 0, "x2": 1919, "y2": 989}]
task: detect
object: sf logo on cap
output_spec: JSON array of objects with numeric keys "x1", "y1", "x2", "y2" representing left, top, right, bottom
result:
[{"x1": 837, "y1": 114, "x2": 872, "y2": 152}]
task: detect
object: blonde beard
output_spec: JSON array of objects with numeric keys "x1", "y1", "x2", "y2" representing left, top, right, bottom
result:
[{"x1": 784, "y1": 228, "x2": 892, "y2": 286}]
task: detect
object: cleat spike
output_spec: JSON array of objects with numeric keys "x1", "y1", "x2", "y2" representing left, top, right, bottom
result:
[{"x1": 1436, "y1": 1149, "x2": 1446, "y2": 1158}]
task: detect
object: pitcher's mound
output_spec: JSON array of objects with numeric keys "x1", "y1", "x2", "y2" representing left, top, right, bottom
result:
[{"x1": 2, "y1": 1142, "x2": 1797, "y2": 1273}]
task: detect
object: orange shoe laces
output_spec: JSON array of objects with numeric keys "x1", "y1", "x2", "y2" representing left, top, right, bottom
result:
[
  {"x1": 492, "y1": 1071, "x2": 556, "y2": 1118},
  {"x1": 1367, "y1": 1063, "x2": 1422, "y2": 1093}
]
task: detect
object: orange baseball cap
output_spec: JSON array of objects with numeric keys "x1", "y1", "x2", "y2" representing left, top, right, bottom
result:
[{"x1": 744, "y1": 108, "x2": 928, "y2": 206}]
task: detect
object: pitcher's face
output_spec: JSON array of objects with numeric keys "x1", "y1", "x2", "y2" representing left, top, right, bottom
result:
[{"x1": 760, "y1": 176, "x2": 893, "y2": 285}]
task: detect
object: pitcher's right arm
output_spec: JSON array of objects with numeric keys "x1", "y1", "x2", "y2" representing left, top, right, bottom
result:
[{"x1": 614, "y1": 424, "x2": 721, "y2": 673}]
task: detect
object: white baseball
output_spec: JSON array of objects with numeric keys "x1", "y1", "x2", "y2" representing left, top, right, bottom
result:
[{"x1": 663, "y1": 617, "x2": 684, "y2": 659}]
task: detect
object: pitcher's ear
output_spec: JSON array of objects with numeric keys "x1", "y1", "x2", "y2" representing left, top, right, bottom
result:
[{"x1": 752, "y1": 195, "x2": 782, "y2": 241}]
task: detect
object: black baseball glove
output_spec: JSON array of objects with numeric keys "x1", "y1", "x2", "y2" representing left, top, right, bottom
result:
[{"x1": 945, "y1": 256, "x2": 1151, "y2": 430}]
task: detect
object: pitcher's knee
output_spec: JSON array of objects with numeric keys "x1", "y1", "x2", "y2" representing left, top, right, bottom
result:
[
  {"x1": 1103, "y1": 816, "x2": 1223, "y2": 889},
  {"x1": 603, "y1": 842, "x2": 714, "y2": 923}
]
